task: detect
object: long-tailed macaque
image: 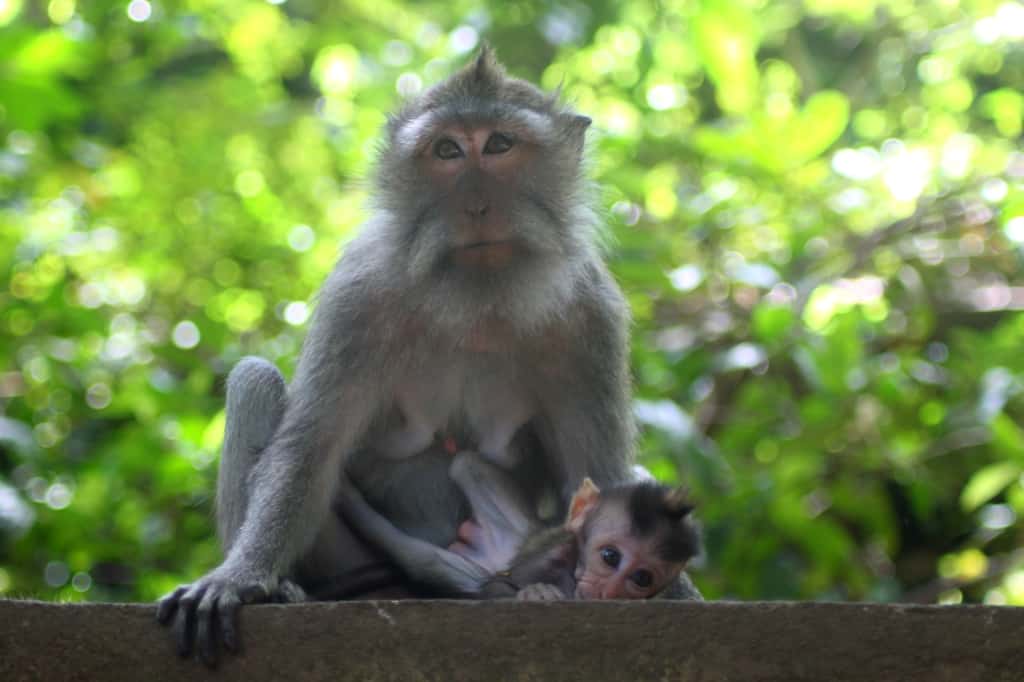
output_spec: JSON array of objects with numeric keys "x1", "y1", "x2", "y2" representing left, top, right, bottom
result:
[
  {"x1": 157, "y1": 48, "x2": 697, "y2": 666},
  {"x1": 335, "y1": 451, "x2": 700, "y2": 600}
]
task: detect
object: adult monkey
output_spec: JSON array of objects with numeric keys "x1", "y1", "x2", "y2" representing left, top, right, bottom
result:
[{"x1": 158, "y1": 48, "x2": 692, "y2": 665}]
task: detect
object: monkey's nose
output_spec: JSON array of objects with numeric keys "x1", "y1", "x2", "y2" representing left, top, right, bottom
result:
[{"x1": 465, "y1": 201, "x2": 489, "y2": 218}]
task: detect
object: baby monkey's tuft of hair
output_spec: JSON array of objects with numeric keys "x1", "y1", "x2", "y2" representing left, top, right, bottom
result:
[{"x1": 621, "y1": 482, "x2": 700, "y2": 564}]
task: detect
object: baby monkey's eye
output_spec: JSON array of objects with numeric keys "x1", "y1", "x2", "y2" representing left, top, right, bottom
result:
[
  {"x1": 483, "y1": 132, "x2": 515, "y2": 154},
  {"x1": 434, "y1": 138, "x2": 464, "y2": 160},
  {"x1": 600, "y1": 546, "x2": 621, "y2": 568},
  {"x1": 630, "y1": 570, "x2": 653, "y2": 589}
]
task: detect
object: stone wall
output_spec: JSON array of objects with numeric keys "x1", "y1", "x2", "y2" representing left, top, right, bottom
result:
[{"x1": 1, "y1": 599, "x2": 1021, "y2": 681}]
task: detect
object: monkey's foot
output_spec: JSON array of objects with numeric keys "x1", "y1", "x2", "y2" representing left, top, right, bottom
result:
[{"x1": 156, "y1": 566, "x2": 304, "y2": 667}]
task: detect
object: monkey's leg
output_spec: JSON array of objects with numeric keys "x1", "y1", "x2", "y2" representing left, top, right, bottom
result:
[
  {"x1": 334, "y1": 475, "x2": 489, "y2": 594},
  {"x1": 216, "y1": 356, "x2": 286, "y2": 551},
  {"x1": 160, "y1": 357, "x2": 306, "y2": 665},
  {"x1": 446, "y1": 451, "x2": 534, "y2": 573},
  {"x1": 216, "y1": 357, "x2": 391, "y2": 599}
]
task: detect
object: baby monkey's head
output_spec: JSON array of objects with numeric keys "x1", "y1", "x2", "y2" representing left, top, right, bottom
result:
[{"x1": 566, "y1": 478, "x2": 700, "y2": 600}]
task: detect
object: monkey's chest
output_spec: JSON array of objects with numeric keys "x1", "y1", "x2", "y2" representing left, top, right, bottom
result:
[{"x1": 380, "y1": 360, "x2": 534, "y2": 462}]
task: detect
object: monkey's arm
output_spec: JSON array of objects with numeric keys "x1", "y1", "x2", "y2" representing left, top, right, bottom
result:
[
  {"x1": 157, "y1": 272, "x2": 388, "y2": 663},
  {"x1": 334, "y1": 474, "x2": 489, "y2": 594},
  {"x1": 445, "y1": 451, "x2": 535, "y2": 573},
  {"x1": 533, "y1": 266, "x2": 636, "y2": 493},
  {"x1": 337, "y1": 452, "x2": 537, "y2": 594}
]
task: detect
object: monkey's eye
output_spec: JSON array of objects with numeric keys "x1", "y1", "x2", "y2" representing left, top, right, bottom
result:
[
  {"x1": 630, "y1": 570, "x2": 653, "y2": 589},
  {"x1": 434, "y1": 138, "x2": 464, "y2": 160},
  {"x1": 600, "y1": 547, "x2": 621, "y2": 568},
  {"x1": 483, "y1": 132, "x2": 515, "y2": 154}
]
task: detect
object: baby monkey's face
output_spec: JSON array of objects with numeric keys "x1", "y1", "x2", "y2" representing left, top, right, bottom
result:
[{"x1": 572, "y1": 504, "x2": 687, "y2": 600}]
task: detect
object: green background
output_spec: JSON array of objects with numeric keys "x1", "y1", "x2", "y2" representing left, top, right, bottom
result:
[{"x1": 1, "y1": 0, "x2": 1023, "y2": 605}]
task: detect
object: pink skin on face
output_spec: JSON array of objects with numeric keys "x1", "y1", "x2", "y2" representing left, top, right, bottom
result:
[
  {"x1": 419, "y1": 125, "x2": 537, "y2": 270},
  {"x1": 573, "y1": 530, "x2": 684, "y2": 600}
]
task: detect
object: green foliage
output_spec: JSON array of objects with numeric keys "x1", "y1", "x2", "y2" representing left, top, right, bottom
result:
[{"x1": 1, "y1": 0, "x2": 1022, "y2": 605}]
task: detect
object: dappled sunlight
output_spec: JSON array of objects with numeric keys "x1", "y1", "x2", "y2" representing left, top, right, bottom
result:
[{"x1": 0, "y1": 0, "x2": 1022, "y2": 607}]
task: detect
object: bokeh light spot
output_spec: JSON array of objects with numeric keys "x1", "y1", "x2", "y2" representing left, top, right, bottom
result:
[
  {"x1": 449, "y1": 25, "x2": 479, "y2": 53},
  {"x1": 86, "y1": 382, "x2": 112, "y2": 409},
  {"x1": 397, "y1": 72, "x2": 424, "y2": 98},
  {"x1": 126, "y1": 0, "x2": 151, "y2": 23},
  {"x1": 48, "y1": 0, "x2": 74, "y2": 24},
  {"x1": 1004, "y1": 216, "x2": 1024, "y2": 244},
  {"x1": 71, "y1": 572, "x2": 92, "y2": 592},
  {"x1": 44, "y1": 561, "x2": 69, "y2": 587},
  {"x1": 284, "y1": 301, "x2": 309, "y2": 326},
  {"x1": 45, "y1": 483, "x2": 72, "y2": 510},
  {"x1": 172, "y1": 321, "x2": 200, "y2": 349}
]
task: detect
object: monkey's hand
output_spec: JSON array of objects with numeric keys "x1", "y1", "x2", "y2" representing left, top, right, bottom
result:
[
  {"x1": 448, "y1": 519, "x2": 517, "y2": 574},
  {"x1": 156, "y1": 563, "x2": 306, "y2": 667},
  {"x1": 516, "y1": 583, "x2": 568, "y2": 601}
]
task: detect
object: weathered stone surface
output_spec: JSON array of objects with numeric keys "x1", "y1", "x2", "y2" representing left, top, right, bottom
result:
[{"x1": 1, "y1": 599, "x2": 1021, "y2": 681}]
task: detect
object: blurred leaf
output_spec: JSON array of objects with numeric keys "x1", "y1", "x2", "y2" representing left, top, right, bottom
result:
[
  {"x1": 0, "y1": 77, "x2": 82, "y2": 129},
  {"x1": 980, "y1": 89, "x2": 1023, "y2": 138},
  {"x1": 961, "y1": 462, "x2": 1022, "y2": 512},
  {"x1": 990, "y1": 414, "x2": 1024, "y2": 463},
  {"x1": 693, "y1": 0, "x2": 759, "y2": 114},
  {"x1": 9, "y1": 29, "x2": 88, "y2": 76},
  {"x1": 752, "y1": 303, "x2": 796, "y2": 347},
  {"x1": 786, "y1": 91, "x2": 850, "y2": 164}
]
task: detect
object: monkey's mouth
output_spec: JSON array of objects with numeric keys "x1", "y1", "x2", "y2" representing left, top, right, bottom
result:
[
  {"x1": 458, "y1": 239, "x2": 514, "y2": 250},
  {"x1": 452, "y1": 240, "x2": 520, "y2": 267}
]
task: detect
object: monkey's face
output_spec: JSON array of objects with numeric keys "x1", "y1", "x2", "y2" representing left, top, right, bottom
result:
[
  {"x1": 423, "y1": 123, "x2": 546, "y2": 270},
  {"x1": 374, "y1": 49, "x2": 594, "y2": 301},
  {"x1": 389, "y1": 111, "x2": 587, "y2": 284},
  {"x1": 573, "y1": 507, "x2": 687, "y2": 600}
]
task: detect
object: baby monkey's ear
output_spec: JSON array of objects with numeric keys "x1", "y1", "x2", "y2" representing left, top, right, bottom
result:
[
  {"x1": 663, "y1": 486, "x2": 695, "y2": 521},
  {"x1": 565, "y1": 477, "x2": 601, "y2": 532}
]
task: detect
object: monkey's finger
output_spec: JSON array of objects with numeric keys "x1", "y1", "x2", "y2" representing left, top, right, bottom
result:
[
  {"x1": 537, "y1": 585, "x2": 556, "y2": 601},
  {"x1": 156, "y1": 586, "x2": 187, "y2": 624},
  {"x1": 219, "y1": 592, "x2": 242, "y2": 654},
  {"x1": 542, "y1": 585, "x2": 565, "y2": 600},
  {"x1": 516, "y1": 585, "x2": 539, "y2": 601},
  {"x1": 456, "y1": 520, "x2": 483, "y2": 545},
  {"x1": 173, "y1": 584, "x2": 205, "y2": 658},
  {"x1": 196, "y1": 589, "x2": 220, "y2": 667},
  {"x1": 238, "y1": 584, "x2": 269, "y2": 604},
  {"x1": 277, "y1": 579, "x2": 307, "y2": 603},
  {"x1": 447, "y1": 540, "x2": 472, "y2": 555}
]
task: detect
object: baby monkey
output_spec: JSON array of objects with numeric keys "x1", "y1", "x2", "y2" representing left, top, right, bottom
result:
[
  {"x1": 336, "y1": 452, "x2": 700, "y2": 600},
  {"x1": 481, "y1": 476, "x2": 699, "y2": 600}
]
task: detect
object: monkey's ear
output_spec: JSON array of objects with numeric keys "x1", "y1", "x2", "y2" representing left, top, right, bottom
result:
[
  {"x1": 663, "y1": 487, "x2": 694, "y2": 521},
  {"x1": 564, "y1": 114, "x2": 592, "y2": 156},
  {"x1": 566, "y1": 477, "x2": 601, "y2": 532}
]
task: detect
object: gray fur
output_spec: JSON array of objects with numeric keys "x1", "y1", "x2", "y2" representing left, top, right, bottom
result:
[
  {"x1": 334, "y1": 451, "x2": 536, "y2": 595},
  {"x1": 157, "y1": 48, "x2": 636, "y2": 664}
]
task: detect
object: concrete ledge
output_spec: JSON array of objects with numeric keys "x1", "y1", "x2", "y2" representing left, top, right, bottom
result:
[{"x1": 1, "y1": 599, "x2": 1021, "y2": 681}]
